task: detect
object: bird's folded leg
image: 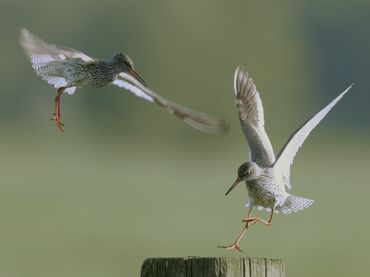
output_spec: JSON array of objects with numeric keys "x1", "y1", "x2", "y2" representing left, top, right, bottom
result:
[
  {"x1": 242, "y1": 208, "x2": 274, "y2": 226},
  {"x1": 51, "y1": 87, "x2": 65, "y2": 132}
]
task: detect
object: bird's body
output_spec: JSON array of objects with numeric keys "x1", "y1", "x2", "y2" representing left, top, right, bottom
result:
[
  {"x1": 238, "y1": 162, "x2": 313, "y2": 215},
  {"x1": 219, "y1": 67, "x2": 352, "y2": 252},
  {"x1": 244, "y1": 164, "x2": 282, "y2": 210},
  {"x1": 35, "y1": 55, "x2": 130, "y2": 88},
  {"x1": 20, "y1": 28, "x2": 227, "y2": 133}
]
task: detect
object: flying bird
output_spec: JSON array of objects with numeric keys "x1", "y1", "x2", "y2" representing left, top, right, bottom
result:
[
  {"x1": 19, "y1": 29, "x2": 227, "y2": 133},
  {"x1": 218, "y1": 67, "x2": 352, "y2": 252}
]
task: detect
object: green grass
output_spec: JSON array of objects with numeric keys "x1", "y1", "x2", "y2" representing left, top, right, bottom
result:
[{"x1": 0, "y1": 129, "x2": 369, "y2": 276}]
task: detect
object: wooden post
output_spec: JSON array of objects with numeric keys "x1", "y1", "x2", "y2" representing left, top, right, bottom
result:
[{"x1": 141, "y1": 257, "x2": 285, "y2": 277}]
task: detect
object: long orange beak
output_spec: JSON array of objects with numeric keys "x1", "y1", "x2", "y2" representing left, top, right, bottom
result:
[
  {"x1": 225, "y1": 177, "x2": 242, "y2": 196},
  {"x1": 129, "y1": 68, "x2": 148, "y2": 87}
]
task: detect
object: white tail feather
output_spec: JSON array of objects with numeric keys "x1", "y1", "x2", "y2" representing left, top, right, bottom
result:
[{"x1": 278, "y1": 195, "x2": 314, "y2": 215}]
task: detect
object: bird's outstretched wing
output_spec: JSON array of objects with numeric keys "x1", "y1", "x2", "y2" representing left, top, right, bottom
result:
[
  {"x1": 19, "y1": 28, "x2": 94, "y2": 94},
  {"x1": 273, "y1": 84, "x2": 353, "y2": 189},
  {"x1": 112, "y1": 73, "x2": 228, "y2": 133},
  {"x1": 20, "y1": 28, "x2": 94, "y2": 62},
  {"x1": 234, "y1": 67, "x2": 275, "y2": 166}
]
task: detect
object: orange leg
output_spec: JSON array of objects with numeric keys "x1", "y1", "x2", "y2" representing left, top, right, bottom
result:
[
  {"x1": 51, "y1": 87, "x2": 65, "y2": 132},
  {"x1": 218, "y1": 210, "x2": 253, "y2": 252},
  {"x1": 217, "y1": 222, "x2": 250, "y2": 252},
  {"x1": 243, "y1": 208, "x2": 274, "y2": 226},
  {"x1": 218, "y1": 208, "x2": 274, "y2": 252}
]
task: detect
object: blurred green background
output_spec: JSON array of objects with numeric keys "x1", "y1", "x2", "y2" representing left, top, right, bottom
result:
[{"x1": 1, "y1": 0, "x2": 369, "y2": 276}]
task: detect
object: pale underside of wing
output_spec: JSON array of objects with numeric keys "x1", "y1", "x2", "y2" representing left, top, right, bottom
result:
[
  {"x1": 274, "y1": 84, "x2": 353, "y2": 189},
  {"x1": 20, "y1": 28, "x2": 94, "y2": 95},
  {"x1": 234, "y1": 67, "x2": 275, "y2": 166},
  {"x1": 112, "y1": 73, "x2": 228, "y2": 133}
]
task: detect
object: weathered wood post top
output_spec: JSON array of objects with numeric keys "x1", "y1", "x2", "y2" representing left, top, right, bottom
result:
[{"x1": 141, "y1": 257, "x2": 285, "y2": 277}]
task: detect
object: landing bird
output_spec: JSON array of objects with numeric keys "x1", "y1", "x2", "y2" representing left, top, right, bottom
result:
[
  {"x1": 218, "y1": 67, "x2": 352, "y2": 252},
  {"x1": 19, "y1": 29, "x2": 227, "y2": 133}
]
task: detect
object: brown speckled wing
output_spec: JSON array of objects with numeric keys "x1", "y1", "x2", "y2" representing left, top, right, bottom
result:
[{"x1": 19, "y1": 28, "x2": 95, "y2": 94}]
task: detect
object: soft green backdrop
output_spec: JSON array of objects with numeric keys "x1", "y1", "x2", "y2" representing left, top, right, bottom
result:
[{"x1": 1, "y1": 0, "x2": 369, "y2": 276}]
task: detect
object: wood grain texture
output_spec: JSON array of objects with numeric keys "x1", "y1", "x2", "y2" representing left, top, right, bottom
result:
[{"x1": 140, "y1": 257, "x2": 285, "y2": 277}]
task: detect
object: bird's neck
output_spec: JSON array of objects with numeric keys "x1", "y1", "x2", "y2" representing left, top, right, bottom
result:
[{"x1": 108, "y1": 59, "x2": 125, "y2": 75}]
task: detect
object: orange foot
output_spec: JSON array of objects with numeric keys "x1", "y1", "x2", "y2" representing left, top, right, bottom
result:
[
  {"x1": 218, "y1": 242, "x2": 243, "y2": 252},
  {"x1": 51, "y1": 113, "x2": 65, "y2": 132}
]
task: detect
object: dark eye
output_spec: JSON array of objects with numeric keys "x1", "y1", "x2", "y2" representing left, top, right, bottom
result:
[{"x1": 246, "y1": 171, "x2": 251, "y2": 176}]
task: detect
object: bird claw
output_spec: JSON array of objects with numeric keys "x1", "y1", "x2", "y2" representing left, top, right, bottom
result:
[
  {"x1": 50, "y1": 113, "x2": 65, "y2": 132},
  {"x1": 218, "y1": 243, "x2": 243, "y2": 252}
]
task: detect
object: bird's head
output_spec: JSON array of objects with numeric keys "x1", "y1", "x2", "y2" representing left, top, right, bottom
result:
[
  {"x1": 225, "y1": 162, "x2": 259, "y2": 195},
  {"x1": 112, "y1": 53, "x2": 147, "y2": 87}
]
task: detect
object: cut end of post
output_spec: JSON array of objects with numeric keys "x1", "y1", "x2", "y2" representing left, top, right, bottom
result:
[{"x1": 141, "y1": 257, "x2": 285, "y2": 277}]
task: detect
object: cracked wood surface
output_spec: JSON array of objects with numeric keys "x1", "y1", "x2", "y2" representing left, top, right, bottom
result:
[{"x1": 141, "y1": 257, "x2": 285, "y2": 277}]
